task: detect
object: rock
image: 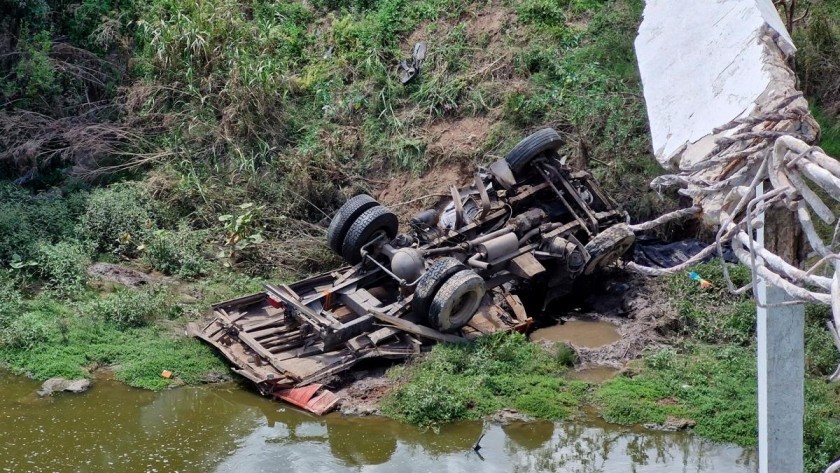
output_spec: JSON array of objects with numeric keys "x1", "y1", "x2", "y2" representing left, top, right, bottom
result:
[
  {"x1": 644, "y1": 416, "x2": 696, "y2": 432},
  {"x1": 488, "y1": 408, "x2": 533, "y2": 425},
  {"x1": 87, "y1": 263, "x2": 155, "y2": 288},
  {"x1": 37, "y1": 378, "x2": 91, "y2": 397}
]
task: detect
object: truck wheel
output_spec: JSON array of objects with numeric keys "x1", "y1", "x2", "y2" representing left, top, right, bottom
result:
[
  {"x1": 412, "y1": 257, "x2": 467, "y2": 320},
  {"x1": 327, "y1": 194, "x2": 379, "y2": 254},
  {"x1": 505, "y1": 128, "x2": 563, "y2": 175},
  {"x1": 341, "y1": 206, "x2": 399, "y2": 264},
  {"x1": 582, "y1": 223, "x2": 635, "y2": 275},
  {"x1": 428, "y1": 269, "x2": 486, "y2": 333}
]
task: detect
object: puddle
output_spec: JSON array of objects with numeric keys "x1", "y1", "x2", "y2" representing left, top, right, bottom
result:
[
  {"x1": 568, "y1": 366, "x2": 621, "y2": 383},
  {"x1": 530, "y1": 320, "x2": 621, "y2": 348},
  {"x1": 0, "y1": 370, "x2": 755, "y2": 472}
]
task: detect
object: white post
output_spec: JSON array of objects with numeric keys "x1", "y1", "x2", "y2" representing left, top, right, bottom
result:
[{"x1": 756, "y1": 184, "x2": 805, "y2": 473}]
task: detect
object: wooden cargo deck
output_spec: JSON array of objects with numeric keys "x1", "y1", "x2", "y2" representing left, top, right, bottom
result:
[{"x1": 188, "y1": 280, "x2": 531, "y2": 415}]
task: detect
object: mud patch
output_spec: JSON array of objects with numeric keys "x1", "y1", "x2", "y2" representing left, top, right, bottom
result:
[
  {"x1": 335, "y1": 369, "x2": 393, "y2": 416},
  {"x1": 543, "y1": 272, "x2": 677, "y2": 369},
  {"x1": 567, "y1": 365, "x2": 620, "y2": 383}
]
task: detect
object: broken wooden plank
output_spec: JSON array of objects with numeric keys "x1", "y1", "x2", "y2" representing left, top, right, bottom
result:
[
  {"x1": 504, "y1": 294, "x2": 529, "y2": 323},
  {"x1": 369, "y1": 309, "x2": 468, "y2": 344},
  {"x1": 509, "y1": 253, "x2": 546, "y2": 279}
]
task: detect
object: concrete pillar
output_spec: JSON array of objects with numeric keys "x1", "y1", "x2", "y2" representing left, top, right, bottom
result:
[
  {"x1": 756, "y1": 282, "x2": 804, "y2": 473},
  {"x1": 757, "y1": 197, "x2": 805, "y2": 473}
]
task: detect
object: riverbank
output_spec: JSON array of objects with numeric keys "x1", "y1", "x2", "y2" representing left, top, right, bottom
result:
[
  {"x1": 1, "y1": 250, "x2": 838, "y2": 473},
  {"x1": 0, "y1": 368, "x2": 755, "y2": 472}
]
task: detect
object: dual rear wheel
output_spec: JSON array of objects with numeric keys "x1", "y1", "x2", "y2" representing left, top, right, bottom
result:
[
  {"x1": 328, "y1": 200, "x2": 486, "y2": 333},
  {"x1": 327, "y1": 195, "x2": 398, "y2": 265}
]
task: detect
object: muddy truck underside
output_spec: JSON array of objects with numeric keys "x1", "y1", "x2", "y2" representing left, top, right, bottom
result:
[{"x1": 189, "y1": 128, "x2": 633, "y2": 414}]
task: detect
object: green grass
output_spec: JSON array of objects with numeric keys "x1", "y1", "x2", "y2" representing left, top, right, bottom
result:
[
  {"x1": 381, "y1": 332, "x2": 585, "y2": 425},
  {"x1": 665, "y1": 261, "x2": 756, "y2": 345},
  {"x1": 0, "y1": 287, "x2": 229, "y2": 390},
  {"x1": 594, "y1": 345, "x2": 757, "y2": 445},
  {"x1": 814, "y1": 107, "x2": 840, "y2": 157}
]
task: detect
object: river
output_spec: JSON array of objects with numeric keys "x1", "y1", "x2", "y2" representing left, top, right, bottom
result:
[{"x1": 0, "y1": 370, "x2": 756, "y2": 472}]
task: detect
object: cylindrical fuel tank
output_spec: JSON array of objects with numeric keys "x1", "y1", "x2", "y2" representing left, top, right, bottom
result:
[{"x1": 478, "y1": 232, "x2": 519, "y2": 261}]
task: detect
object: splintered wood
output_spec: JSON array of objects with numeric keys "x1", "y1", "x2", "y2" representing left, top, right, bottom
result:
[{"x1": 189, "y1": 287, "x2": 530, "y2": 414}]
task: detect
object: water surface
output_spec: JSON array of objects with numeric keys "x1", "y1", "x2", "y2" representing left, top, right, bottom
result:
[
  {"x1": 0, "y1": 370, "x2": 755, "y2": 472},
  {"x1": 530, "y1": 320, "x2": 622, "y2": 348}
]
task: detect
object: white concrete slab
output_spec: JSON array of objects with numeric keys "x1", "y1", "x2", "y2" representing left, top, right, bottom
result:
[{"x1": 635, "y1": 0, "x2": 794, "y2": 167}]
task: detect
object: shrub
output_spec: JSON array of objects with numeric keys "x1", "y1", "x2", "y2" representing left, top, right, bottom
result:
[
  {"x1": 35, "y1": 241, "x2": 90, "y2": 295},
  {"x1": 78, "y1": 184, "x2": 156, "y2": 256},
  {"x1": 0, "y1": 28, "x2": 57, "y2": 108},
  {"x1": 2, "y1": 311, "x2": 56, "y2": 349},
  {"x1": 90, "y1": 286, "x2": 169, "y2": 328},
  {"x1": 143, "y1": 222, "x2": 212, "y2": 278},
  {"x1": 0, "y1": 281, "x2": 25, "y2": 346},
  {"x1": 0, "y1": 184, "x2": 79, "y2": 265}
]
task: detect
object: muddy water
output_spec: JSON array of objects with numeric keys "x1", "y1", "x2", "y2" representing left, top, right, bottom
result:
[
  {"x1": 568, "y1": 366, "x2": 621, "y2": 383},
  {"x1": 0, "y1": 370, "x2": 755, "y2": 472},
  {"x1": 530, "y1": 320, "x2": 621, "y2": 348}
]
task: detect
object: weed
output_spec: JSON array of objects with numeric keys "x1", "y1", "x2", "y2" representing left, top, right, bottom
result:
[
  {"x1": 35, "y1": 241, "x2": 91, "y2": 296},
  {"x1": 88, "y1": 285, "x2": 170, "y2": 328},
  {"x1": 663, "y1": 261, "x2": 756, "y2": 345},
  {"x1": 78, "y1": 184, "x2": 155, "y2": 256},
  {"x1": 144, "y1": 222, "x2": 212, "y2": 278},
  {"x1": 595, "y1": 345, "x2": 758, "y2": 446}
]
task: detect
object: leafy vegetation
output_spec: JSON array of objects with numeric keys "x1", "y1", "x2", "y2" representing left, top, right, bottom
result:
[
  {"x1": 382, "y1": 332, "x2": 585, "y2": 425},
  {"x1": 592, "y1": 263, "x2": 840, "y2": 473},
  {"x1": 143, "y1": 223, "x2": 212, "y2": 278},
  {"x1": 78, "y1": 184, "x2": 156, "y2": 256},
  {"x1": 595, "y1": 345, "x2": 757, "y2": 445}
]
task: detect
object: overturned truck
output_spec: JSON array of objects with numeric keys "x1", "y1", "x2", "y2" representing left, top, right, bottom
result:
[{"x1": 188, "y1": 128, "x2": 634, "y2": 414}]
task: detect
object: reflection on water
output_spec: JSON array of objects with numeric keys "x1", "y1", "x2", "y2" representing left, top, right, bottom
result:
[{"x1": 0, "y1": 370, "x2": 756, "y2": 473}]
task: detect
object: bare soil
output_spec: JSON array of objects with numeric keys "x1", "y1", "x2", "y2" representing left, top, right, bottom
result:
[
  {"x1": 375, "y1": 163, "x2": 472, "y2": 218},
  {"x1": 334, "y1": 368, "x2": 393, "y2": 416},
  {"x1": 424, "y1": 116, "x2": 493, "y2": 160}
]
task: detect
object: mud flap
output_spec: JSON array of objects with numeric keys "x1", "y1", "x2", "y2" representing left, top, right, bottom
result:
[{"x1": 274, "y1": 384, "x2": 340, "y2": 415}]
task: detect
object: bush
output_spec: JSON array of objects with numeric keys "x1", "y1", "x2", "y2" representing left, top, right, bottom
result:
[
  {"x1": 78, "y1": 184, "x2": 156, "y2": 256},
  {"x1": 143, "y1": 222, "x2": 212, "y2": 278},
  {"x1": 90, "y1": 286, "x2": 169, "y2": 328},
  {"x1": 35, "y1": 241, "x2": 90, "y2": 295},
  {"x1": 0, "y1": 184, "x2": 79, "y2": 264},
  {"x1": 0, "y1": 28, "x2": 57, "y2": 108},
  {"x1": 2, "y1": 308, "x2": 59, "y2": 349},
  {"x1": 0, "y1": 282, "x2": 25, "y2": 347},
  {"x1": 0, "y1": 296, "x2": 69, "y2": 350}
]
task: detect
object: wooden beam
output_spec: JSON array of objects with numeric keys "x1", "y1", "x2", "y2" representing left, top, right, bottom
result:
[{"x1": 368, "y1": 309, "x2": 468, "y2": 344}]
